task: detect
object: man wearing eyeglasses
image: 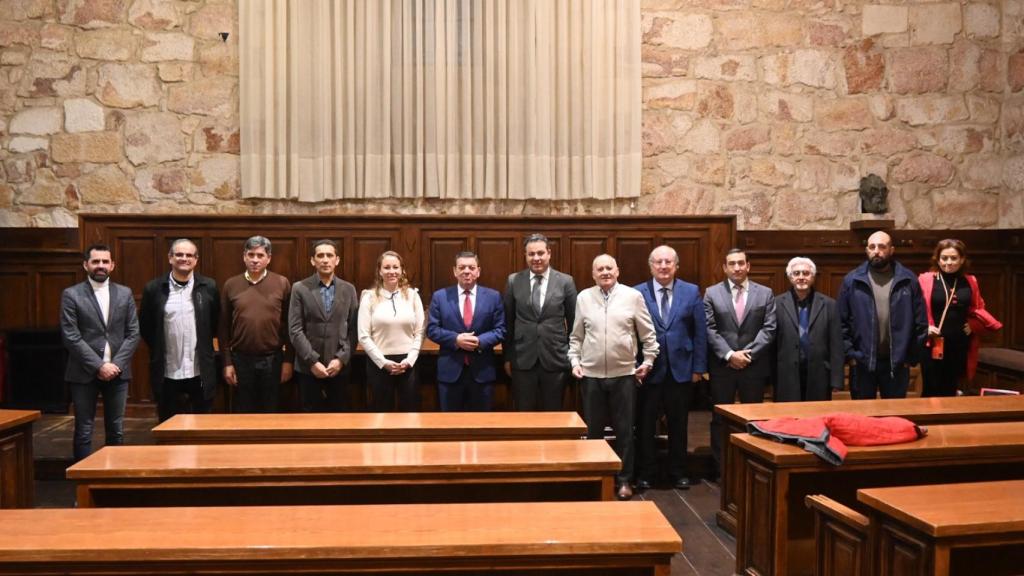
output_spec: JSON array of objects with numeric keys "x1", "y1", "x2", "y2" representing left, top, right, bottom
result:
[{"x1": 140, "y1": 238, "x2": 220, "y2": 422}]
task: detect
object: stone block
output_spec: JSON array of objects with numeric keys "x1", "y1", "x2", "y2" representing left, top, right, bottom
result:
[
  {"x1": 760, "y1": 53, "x2": 791, "y2": 86},
  {"x1": 1005, "y1": 155, "x2": 1024, "y2": 191},
  {"x1": 0, "y1": 21, "x2": 39, "y2": 47},
  {"x1": 1010, "y1": 52, "x2": 1024, "y2": 92},
  {"x1": 895, "y1": 95, "x2": 969, "y2": 125},
  {"x1": 644, "y1": 13, "x2": 713, "y2": 50},
  {"x1": 967, "y1": 94, "x2": 1001, "y2": 123},
  {"x1": 0, "y1": 0, "x2": 55, "y2": 20},
  {"x1": 0, "y1": 210, "x2": 32, "y2": 227},
  {"x1": 168, "y1": 77, "x2": 235, "y2": 116},
  {"x1": 772, "y1": 123, "x2": 800, "y2": 156},
  {"x1": 8, "y1": 136, "x2": 48, "y2": 153},
  {"x1": 791, "y1": 49, "x2": 837, "y2": 89},
  {"x1": 96, "y1": 63, "x2": 161, "y2": 108},
  {"x1": 964, "y1": 3, "x2": 1000, "y2": 38},
  {"x1": 78, "y1": 165, "x2": 137, "y2": 203},
  {"x1": 194, "y1": 124, "x2": 239, "y2": 154},
  {"x1": 815, "y1": 98, "x2": 874, "y2": 131},
  {"x1": 773, "y1": 189, "x2": 839, "y2": 226},
  {"x1": 696, "y1": 84, "x2": 734, "y2": 119},
  {"x1": 760, "y1": 91, "x2": 814, "y2": 122},
  {"x1": 40, "y1": 24, "x2": 72, "y2": 51},
  {"x1": 888, "y1": 46, "x2": 948, "y2": 94},
  {"x1": 796, "y1": 157, "x2": 831, "y2": 191},
  {"x1": 638, "y1": 183, "x2": 714, "y2": 215},
  {"x1": 124, "y1": 112, "x2": 185, "y2": 165},
  {"x1": 868, "y1": 94, "x2": 895, "y2": 120},
  {"x1": 187, "y1": 2, "x2": 234, "y2": 40},
  {"x1": 128, "y1": 0, "x2": 180, "y2": 30},
  {"x1": 719, "y1": 13, "x2": 803, "y2": 50},
  {"x1": 860, "y1": 128, "x2": 917, "y2": 155},
  {"x1": 158, "y1": 61, "x2": 193, "y2": 82},
  {"x1": 1004, "y1": 0, "x2": 1023, "y2": 42},
  {"x1": 892, "y1": 152, "x2": 954, "y2": 184},
  {"x1": 692, "y1": 155, "x2": 726, "y2": 185},
  {"x1": 642, "y1": 110, "x2": 692, "y2": 156},
  {"x1": 932, "y1": 126, "x2": 990, "y2": 155},
  {"x1": 135, "y1": 164, "x2": 188, "y2": 199},
  {"x1": 932, "y1": 189, "x2": 999, "y2": 227},
  {"x1": 949, "y1": 41, "x2": 982, "y2": 92},
  {"x1": 10, "y1": 106, "x2": 62, "y2": 135},
  {"x1": 75, "y1": 28, "x2": 135, "y2": 60},
  {"x1": 58, "y1": 0, "x2": 128, "y2": 29},
  {"x1": 642, "y1": 47, "x2": 689, "y2": 78},
  {"x1": 749, "y1": 157, "x2": 795, "y2": 187},
  {"x1": 979, "y1": 50, "x2": 1005, "y2": 93},
  {"x1": 1006, "y1": 98, "x2": 1024, "y2": 151},
  {"x1": 140, "y1": 32, "x2": 194, "y2": 62},
  {"x1": 644, "y1": 78, "x2": 697, "y2": 110},
  {"x1": 862, "y1": 5, "x2": 908, "y2": 36},
  {"x1": 734, "y1": 91, "x2": 758, "y2": 125},
  {"x1": 0, "y1": 183, "x2": 12, "y2": 209},
  {"x1": 693, "y1": 55, "x2": 757, "y2": 81},
  {"x1": 844, "y1": 39, "x2": 884, "y2": 94},
  {"x1": 802, "y1": 130, "x2": 860, "y2": 156},
  {"x1": 910, "y1": 3, "x2": 961, "y2": 45},
  {"x1": 31, "y1": 206, "x2": 79, "y2": 228},
  {"x1": 19, "y1": 170, "x2": 63, "y2": 206},
  {"x1": 64, "y1": 98, "x2": 105, "y2": 133},
  {"x1": 1, "y1": 48, "x2": 29, "y2": 66},
  {"x1": 962, "y1": 155, "x2": 1005, "y2": 189},
  {"x1": 3, "y1": 157, "x2": 35, "y2": 183},
  {"x1": 725, "y1": 125, "x2": 772, "y2": 152},
  {"x1": 715, "y1": 188, "x2": 775, "y2": 227},
  {"x1": 807, "y1": 19, "x2": 848, "y2": 47},
  {"x1": 191, "y1": 154, "x2": 239, "y2": 199},
  {"x1": 680, "y1": 120, "x2": 720, "y2": 154},
  {"x1": 51, "y1": 131, "x2": 122, "y2": 163}
]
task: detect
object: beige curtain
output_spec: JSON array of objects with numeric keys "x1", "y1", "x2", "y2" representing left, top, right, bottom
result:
[{"x1": 239, "y1": 0, "x2": 641, "y2": 202}]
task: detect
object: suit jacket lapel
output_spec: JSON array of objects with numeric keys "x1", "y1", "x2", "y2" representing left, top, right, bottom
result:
[
  {"x1": 523, "y1": 271, "x2": 541, "y2": 321},
  {"x1": 83, "y1": 282, "x2": 107, "y2": 328},
  {"x1": 779, "y1": 292, "x2": 797, "y2": 328},
  {"x1": 808, "y1": 292, "x2": 824, "y2": 329},
  {"x1": 645, "y1": 279, "x2": 666, "y2": 329}
]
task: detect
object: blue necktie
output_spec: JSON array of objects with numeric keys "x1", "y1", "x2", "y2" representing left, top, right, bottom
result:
[
  {"x1": 798, "y1": 304, "x2": 810, "y2": 361},
  {"x1": 660, "y1": 287, "x2": 670, "y2": 321}
]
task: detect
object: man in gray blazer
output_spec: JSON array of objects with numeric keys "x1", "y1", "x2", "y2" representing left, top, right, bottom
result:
[
  {"x1": 704, "y1": 248, "x2": 776, "y2": 479},
  {"x1": 503, "y1": 233, "x2": 578, "y2": 411},
  {"x1": 60, "y1": 243, "x2": 140, "y2": 462},
  {"x1": 288, "y1": 239, "x2": 359, "y2": 412}
]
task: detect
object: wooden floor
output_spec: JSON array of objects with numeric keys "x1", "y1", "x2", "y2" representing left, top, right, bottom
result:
[{"x1": 31, "y1": 413, "x2": 737, "y2": 576}]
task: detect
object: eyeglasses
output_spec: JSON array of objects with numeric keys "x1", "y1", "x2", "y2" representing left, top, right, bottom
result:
[
  {"x1": 173, "y1": 253, "x2": 197, "y2": 259},
  {"x1": 789, "y1": 270, "x2": 814, "y2": 277}
]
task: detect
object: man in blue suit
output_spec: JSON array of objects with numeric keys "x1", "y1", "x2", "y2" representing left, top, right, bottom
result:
[
  {"x1": 427, "y1": 251, "x2": 506, "y2": 411},
  {"x1": 634, "y1": 245, "x2": 707, "y2": 490}
]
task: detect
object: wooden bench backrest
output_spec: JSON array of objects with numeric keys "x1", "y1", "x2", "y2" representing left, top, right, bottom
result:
[{"x1": 806, "y1": 494, "x2": 870, "y2": 576}]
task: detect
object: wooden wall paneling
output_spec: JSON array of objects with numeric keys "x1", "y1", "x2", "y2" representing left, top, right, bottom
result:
[
  {"x1": 210, "y1": 237, "x2": 250, "y2": 291},
  {"x1": 0, "y1": 274, "x2": 30, "y2": 330},
  {"x1": 424, "y1": 236, "x2": 468, "y2": 303},
  {"x1": 475, "y1": 236, "x2": 518, "y2": 293},
  {"x1": 567, "y1": 237, "x2": 607, "y2": 291},
  {"x1": 970, "y1": 268, "x2": 1006, "y2": 347},
  {"x1": 348, "y1": 236, "x2": 394, "y2": 294},
  {"x1": 1014, "y1": 272, "x2": 1024, "y2": 350},
  {"x1": 662, "y1": 234, "x2": 705, "y2": 288},
  {"x1": 37, "y1": 271, "x2": 78, "y2": 328},
  {"x1": 613, "y1": 237, "x2": 655, "y2": 287}
]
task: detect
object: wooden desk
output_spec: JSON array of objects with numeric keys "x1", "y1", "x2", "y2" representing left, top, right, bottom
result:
[
  {"x1": 715, "y1": 395, "x2": 1024, "y2": 534},
  {"x1": 0, "y1": 501, "x2": 681, "y2": 575},
  {"x1": 153, "y1": 411, "x2": 587, "y2": 444},
  {"x1": 68, "y1": 439, "x2": 621, "y2": 507},
  {"x1": 0, "y1": 409, "x2": 39, "y2": 508},
  {"x1": 859, "y1": 480, "x2": 1024, "y2": 576},
  {"x1": 732, "y1": 420, "x2": 1024, "y2": 576}
]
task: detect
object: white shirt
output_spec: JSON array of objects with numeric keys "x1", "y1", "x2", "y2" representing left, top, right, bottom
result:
[
  {"x1": 531, "y1": 268, "x2": 551, "y2": 310},
  {"x1": 88, "y1": 277, "x2": 112, "y2": 362},
  {"x1": 163, "y1": 273, "x2": 197, "y2": 379},
  {"x1": 459, "y1": 284, "x2": 477, "y2": 323}
]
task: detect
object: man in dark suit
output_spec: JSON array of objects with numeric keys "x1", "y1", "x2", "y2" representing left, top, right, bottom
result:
[
  {"x1": 139, "y1": 238, "x2": 220, "y2": 423},
  {"x1": 704, "y1": 248, "x2": 776, "y2": 479},
  {"x1": 634, "y1": 245, "x2": 707, "y2": 490},
  {"x1": 288, "y1": 239, "x2": 359, "y2": 412},
  {"x1": 60, "y1": 243, "x2": 140, "y2": 462},
  {"x1": 428, "y1": 251, "x2": 506, "y2": 411},
  {"x1": 775, "y1": 257, "x2": 844, "y2": 402},
  {"x1": 503, "y1": 233, "x2": 577, "y2": 411}
]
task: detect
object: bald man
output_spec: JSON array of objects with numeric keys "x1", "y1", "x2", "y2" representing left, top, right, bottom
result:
[{"x1": 838, "y1": 230, "x2": 927, "y2": 399}]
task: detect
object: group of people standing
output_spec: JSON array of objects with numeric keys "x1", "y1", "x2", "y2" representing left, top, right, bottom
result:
[{"x1": 59, "y1": 230, "x2": 1002, "y2": 502}]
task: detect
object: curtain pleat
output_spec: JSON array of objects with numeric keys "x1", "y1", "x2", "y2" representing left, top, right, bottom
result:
[{"x1": 240, "y1": 0, "x2": 640, "y2": 202}]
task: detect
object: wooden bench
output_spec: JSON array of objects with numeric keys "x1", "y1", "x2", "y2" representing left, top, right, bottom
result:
[
  {"x1": 732, "y1": 420, "x2": 1024, "y2": 576},
  {"x1": 0, "y1": 501, "x2": 681, "y2": 575},
  {"x1": 971, "y1": 347, "x2": 1024, "y2": 395},
  {"x1": 714, "y1": 395, "x2": 1024, "y2": 535},
  {"x1": 0, "y1": 409, "x2": 39, "y2": 509},
  {"x1": 68, "y1": 438, "x2": 621, "y2": 507},
  {"x1": 153, "y1": 411, "x2": 587, "y2": 444},
  {"x1": 807, "y1": 481, "x2": 1024, "y2": 576}
]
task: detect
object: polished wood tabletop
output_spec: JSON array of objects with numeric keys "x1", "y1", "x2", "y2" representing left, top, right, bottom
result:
[
  {"x1": 0, "y1": 409, "x2": 39, "y2": 432},
  {"x1": 67, "y1": 438, "x2": 620, "y2": 479},
  {"x1": 731, "y1": 420, "x2": 1024, "y2": 467},
  {"x1": 152, "y1": 411, "x2": 587, "y2": 443},
  {"x1": 858, "y1": 480, "x2": 1024, "y2": 538},
  {"x1": 0, "y1": 501, "x2": 680, "y2": 570},
  {"x1": 716, "y1": 395, "x2": 1024, "y2": 424}
]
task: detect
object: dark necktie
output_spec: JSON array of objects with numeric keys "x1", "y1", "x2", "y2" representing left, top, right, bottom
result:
[
  {"x1": 798, "y1": 303, "x2": 810, "y2": 361},
  {"x1": 531, "y1": 275, "x2": 543, "y2": 314},
  {"x1": 660, "y1": 286, "x2": 670, "y2": 321}
]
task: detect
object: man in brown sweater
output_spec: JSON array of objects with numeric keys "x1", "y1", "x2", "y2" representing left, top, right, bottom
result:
[{"x1": 219, "y1": 236, "x2": 294, "y2": 412}]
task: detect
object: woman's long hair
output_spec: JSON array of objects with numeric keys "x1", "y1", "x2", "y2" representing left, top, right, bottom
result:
[
  {"x1": 929, "y1": 238, "x2": 969, "y2": 274},
  {"x1": 371, "y1": 250, "x2": 412, "y2": 303}
]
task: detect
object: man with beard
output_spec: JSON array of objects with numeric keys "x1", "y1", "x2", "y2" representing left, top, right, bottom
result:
[
  {"x1": 838, "y1": 230, "x2": 927, "y2": 399},
  {"x1": 60, "y1": 244, "x2": 140, "y2": 461}
]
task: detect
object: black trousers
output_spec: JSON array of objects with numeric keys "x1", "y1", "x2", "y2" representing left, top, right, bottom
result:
[
  {"x1": 157, "y1": 376, "x2": 211, "y2": 423},
  {"x1": 366, "y1": 355, "x2": 419, "y2": 411},
  {"x1": 636, "y1": 379, "x2": 695, "y2": 483},
  {"x1": 850, "y1": 358, "x2": 909, "y2": 399},
  {"x1": 512, "y1": 365, "x2": 567, "y2": 411},
  {"x1": 708, "y1": 371, "x2": 767, "y2": 477},
  {"x1": 295, "y1": 370, "x2": 349, "y2": 412},
  {"x1": 232, "y1": 351, "x2": 282, "y2": 413},
  {"x1": 582, "y1": 375, "x2": 636, "y2": 484}
]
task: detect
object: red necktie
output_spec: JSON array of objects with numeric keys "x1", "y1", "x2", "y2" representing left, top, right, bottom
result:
[{"x1": 463, "y1": 290, "x2": 473, "y2": 364}]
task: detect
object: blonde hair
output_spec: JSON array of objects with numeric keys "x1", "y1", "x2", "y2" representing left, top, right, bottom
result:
[{"x1": 371, "y1": 250, "x2": 412, "y2": 303}]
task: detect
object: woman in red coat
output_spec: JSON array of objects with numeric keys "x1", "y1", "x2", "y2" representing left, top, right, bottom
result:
[{"x1": 918, "y1": 239, "x2": 1002, "y2": 396}]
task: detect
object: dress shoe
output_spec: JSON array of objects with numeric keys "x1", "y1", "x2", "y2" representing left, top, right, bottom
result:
[
  {"x1": 635, "y1": 479, "x2": 654, "y2": 491},
  {"x1": 616, "y1": 483, "x2": 634, "y2": 500},
  {"x1": 671, "y1": 477, "x2": 692, "y2": 490}
]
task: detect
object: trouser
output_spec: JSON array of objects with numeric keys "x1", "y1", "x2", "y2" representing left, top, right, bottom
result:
[
  {"x1": 438, "y1": 369, "x2": 493, "y2": 412},
  {"x1": 708, "y1": 372, "x2": 767, "y2": 477},
  {"x1": 69, "y1": 377, "x2": 128, "y2": 462},
  {"x1": 295, "y1": 370, "x2": 349, "y2": 412},
  {"x1": 512, "y1": 364, "x2": 567, "y2": 411},
  {"x1": 366, "y1": 355, "x2": 419, "y2": 411},
  {"x1": 232, "y1": 351, "x2": 282, "y2": 413},
  {"x1": 582, "y1": 375, "x2": 636, "y2": 485},
  {"x1": 157, "y1": 376, "x2": 211, "y2": 423},
  {"x1": 636, "y1": 379, "x2": 695, "y2": 482},
  {"x1": 850, "y1": 357, "x2": 909, "y2": 399}
]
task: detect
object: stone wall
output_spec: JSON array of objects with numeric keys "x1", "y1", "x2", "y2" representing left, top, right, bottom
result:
[{"x1": 0, "y1": 0, "x2": 1021, "y2": 229}]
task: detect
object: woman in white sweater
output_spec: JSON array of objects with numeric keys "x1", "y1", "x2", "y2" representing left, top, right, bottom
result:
[{"x1": 357, "y1": 251, "x2": 424, "y2": 411}]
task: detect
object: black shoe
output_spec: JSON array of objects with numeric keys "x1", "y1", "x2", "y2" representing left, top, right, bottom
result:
[
  {"x1": 616, "y1": 483, "x2": 634, "y2": 500},
  {"x1": 635, "y1": 479, "x2": 654, "y2": 491},
  {"x1": 671, "y1": 477, "x2": 692, "y2": 490}
]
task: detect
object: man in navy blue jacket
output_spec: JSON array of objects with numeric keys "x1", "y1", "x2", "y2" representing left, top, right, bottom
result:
[
  {"x1": 428, "y1": 251, "x2": 506, "y2": 411},
  {"x1": 634, "y1": 245, "x2": 707, "y2": 490},
  {"x1": 838, "y1": 230, "x2": 927, "y2": 399}
]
